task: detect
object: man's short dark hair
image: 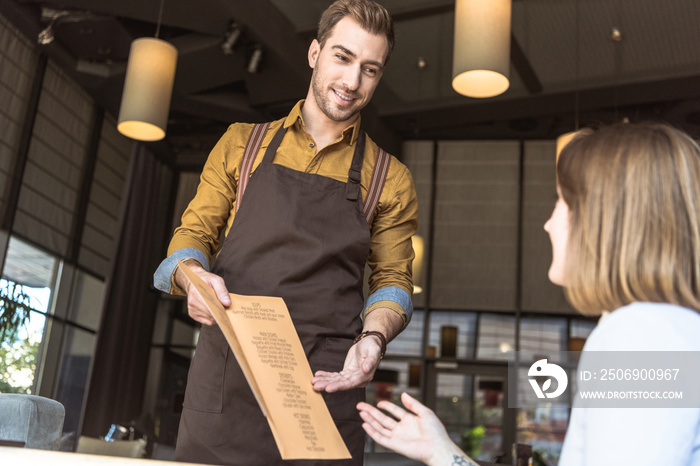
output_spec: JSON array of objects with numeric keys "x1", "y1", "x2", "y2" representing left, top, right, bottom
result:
[{"x1": 317, "y1": 0, "x2": 395, "y2": 63}]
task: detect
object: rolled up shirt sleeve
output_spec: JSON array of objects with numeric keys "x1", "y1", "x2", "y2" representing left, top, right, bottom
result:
[
  {"x1": 363, "y1": 286, "x2": 414, "y2": 325},
  {"x1": 153, "y1": 248, "x2": 210, "y2": 294}
]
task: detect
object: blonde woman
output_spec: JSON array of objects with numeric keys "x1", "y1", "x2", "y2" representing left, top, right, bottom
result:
[{"x1": 357, "y1": 122, "x2": 700, "y2": 466}]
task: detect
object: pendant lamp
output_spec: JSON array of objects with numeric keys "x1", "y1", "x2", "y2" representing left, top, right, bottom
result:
[
  {"x1": 117, "y1": 0, "x2": 177, "y2": 141},
  {"x1": 555, "y1": 131, "x2": 577, "y2": 161},
  {"x1": 412, "y1": 235, "x2": 425, "y2": 294},
  {"x1": 452, "y1": 0, "x2": 512, "y2": 98}
]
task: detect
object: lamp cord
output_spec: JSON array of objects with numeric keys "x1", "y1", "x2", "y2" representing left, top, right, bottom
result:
[
  {"x1": 574, "y1": 0, "x2": 580, "y2": 131},
  {"x1": 155, "y1": 0, "x2": 166, "y2": 39}
]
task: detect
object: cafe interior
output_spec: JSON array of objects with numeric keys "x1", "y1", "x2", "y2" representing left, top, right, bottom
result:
[{"x1": 0, "y1": 0, "x2": 698, "y2": 464}]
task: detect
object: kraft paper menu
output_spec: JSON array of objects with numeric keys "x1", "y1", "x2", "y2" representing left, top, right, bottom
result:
[{"x1": 177, "y1": 261, "x2": 351, "y2": 460}]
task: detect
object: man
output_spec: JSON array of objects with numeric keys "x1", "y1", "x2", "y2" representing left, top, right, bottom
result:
[{"x1": 153, "y1": 1, "x2": 418, "y2": 464}]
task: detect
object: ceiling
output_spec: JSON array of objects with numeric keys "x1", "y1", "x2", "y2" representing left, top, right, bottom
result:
[{"x1": 2, "y1": 0, "x2": 700, "y2": 170}]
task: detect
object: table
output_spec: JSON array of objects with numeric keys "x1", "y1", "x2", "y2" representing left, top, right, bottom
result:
[{"x1": 0, "y1": 446, "x2": 206, "y2": 465}]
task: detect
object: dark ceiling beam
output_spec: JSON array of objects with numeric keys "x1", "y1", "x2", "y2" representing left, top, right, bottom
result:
[
  {"x1": 382, "y1": 74, "x2": 700, "y2": 139},
  {"x1": 219, "y1": 0, "x2": 313, "y2": 113},
  {"x1": 170, "y1": 91, "x2": 263, "y2": 124},
  {"x1": 511, "y1": 36, "x2": 542, "y2": 95},
  {"x1": 385, "y1": 0, "x2": 454, "y2": 22},
  {"x1": 20, "y1": 0, "x2": 233, "y2": 36},
  {"x1": 169, "y1": 33, "x2": 248, "y2": 94},
  {"x1": 221, "y1": 0, "x2": 310, "y2": 81}
]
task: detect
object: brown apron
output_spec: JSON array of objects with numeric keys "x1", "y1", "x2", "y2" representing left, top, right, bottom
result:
[{"x1": 175, "y1": 124, "x2": 371, "y2": 465}]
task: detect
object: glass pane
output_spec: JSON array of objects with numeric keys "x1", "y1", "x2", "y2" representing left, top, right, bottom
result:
[
  {"x1": 0, "y1": 236, "x2": 57, "y2": 393},
  {"x1": 364, "y1": 359, "x2": 422, "y2": 454},
  {"x1": 0, "y1": 308, "x2": 45, "y2": 393},
  {"x1": 520, "y1": 317, "x2": 567, "y2": 363},
  {"x1": 428, "y1": 311, "x2": 477, "y2": 359},
  {"x1": 386, "y1": 310, "x2": 423, "y2": 356},
  {"x1": 435, "y1": 373, "x2": 505, "y2": 462},
  {"x1": 477, "y1": 314, "x2": 515, "y2": 360},
  {"x1": 2, "y1": 236, "x2": 58, "y2": 292},
  {"x1": 516, "y1": 366, "x2": 569, "y2": 464},
  {"x1": 67, "y1": 270, "x2": 106, "y2": 330},
  {"x1": 366, "y1": 360, "x2": 422, "y2": 405},
  {"x1": 569, "y1": 318, "x2": 597, "y2": 352},
  {"x1": 172, "y1": 318, "x2": 197, "y2": 347},
  {"x1": 55, "y1": 326, "x2": 96, "y2": 435},
  {"x1": 154, "y1": 349, "x2": 190, "y2": 446},
  {"x1": 570, "y1": 319, "x2": 596, "y2": 339}
]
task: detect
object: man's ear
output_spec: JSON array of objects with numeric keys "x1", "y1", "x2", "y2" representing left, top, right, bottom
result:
[{"x1": 308, "y1": 39, "x2": 320, "y2": 68}]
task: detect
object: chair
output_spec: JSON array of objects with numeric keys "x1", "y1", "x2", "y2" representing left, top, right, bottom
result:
[{"x1": 0, "y1": 394, "x2": 65, "y2": 450}]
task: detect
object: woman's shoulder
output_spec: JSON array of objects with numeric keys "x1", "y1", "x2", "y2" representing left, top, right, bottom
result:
[{"x1": 584, "y1": 302, "x2": 700, "y2": 351}]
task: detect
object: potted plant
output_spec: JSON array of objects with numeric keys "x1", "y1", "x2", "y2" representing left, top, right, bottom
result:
[{"x1": 0, "y1": 281, "x2": 36, "y2": 342}]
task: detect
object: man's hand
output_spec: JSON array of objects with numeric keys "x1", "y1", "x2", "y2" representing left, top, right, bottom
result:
[
  {"x1": 176, "y1": 260, "x2": 231, "y2": 326},
  {"x1": 311, "y1": 334, "x2": 383, "y2": 393}
]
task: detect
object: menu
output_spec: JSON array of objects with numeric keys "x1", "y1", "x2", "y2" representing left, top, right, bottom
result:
[{"x1": 177, "y1": 261, "x2": 351, "y2": 460}]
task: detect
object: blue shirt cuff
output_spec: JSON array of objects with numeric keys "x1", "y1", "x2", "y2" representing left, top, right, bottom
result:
[
  {"x1": 363, "y1": 286, "x2": 413, "y2": 323},
  {"x1": 153, "y1": 248, "x2": 210, "y2": 293}
]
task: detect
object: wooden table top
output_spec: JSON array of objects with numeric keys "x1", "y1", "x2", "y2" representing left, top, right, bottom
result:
[{"x1": 0, "y1": 446, "x2": 206, "y2": 465}]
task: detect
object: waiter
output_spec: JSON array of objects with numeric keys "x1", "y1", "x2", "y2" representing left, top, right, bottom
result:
[{"x1": 153, "y1": 1, "x2": 418, "y2": 464}]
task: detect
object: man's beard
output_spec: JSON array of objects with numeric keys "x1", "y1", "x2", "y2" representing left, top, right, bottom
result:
[{"x1": 310, "y1": 68, "x2": 362, "y2": 123}]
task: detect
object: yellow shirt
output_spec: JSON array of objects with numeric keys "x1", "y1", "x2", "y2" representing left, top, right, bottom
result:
[{"x1": 166, "y1": 101, "x2": 418, "y2": 318}]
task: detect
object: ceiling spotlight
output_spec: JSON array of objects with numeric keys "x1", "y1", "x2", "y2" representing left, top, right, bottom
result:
[
  {"x1": 37, "y1": 8, "x2": 68, "y2": 44},
  {"x1": 221, "y1": 21, "x2": 242, "y2": 55},
  {"x1": 610, "y1": 27, "x2": 623, "y2": 42},
  {"x1": 37, "y1": 7, "x2": 109, "y2": 46},
  {"x1": 37, "y1": 23, "x2": 55, "y2": 44},
  {"x1": 247, "y1": 45, "x2": 263, "y2": 73}
]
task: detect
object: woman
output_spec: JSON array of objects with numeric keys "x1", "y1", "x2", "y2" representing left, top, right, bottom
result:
[{"x1": 357, "y1": 122, "x2": 700, "y2": 465}]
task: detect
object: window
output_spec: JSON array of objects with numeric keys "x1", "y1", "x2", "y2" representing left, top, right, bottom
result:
[
  {"x1": 0, "y1": 234, "x2": 107, "y2": 439},
  {"x1": 428, "y1": 311, "x2": 477, "y2": 359},
  {"x1": 0, "y1": 236, "x2": 58, "y2": 393},
  {"x1": 477, "y1": 313, "x2": 515, "y2": 360}
]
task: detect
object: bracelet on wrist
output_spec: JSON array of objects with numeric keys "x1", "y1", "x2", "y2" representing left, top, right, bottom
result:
[{"x1": 353, "y1": 330, "x2": 387, "y2": 359}]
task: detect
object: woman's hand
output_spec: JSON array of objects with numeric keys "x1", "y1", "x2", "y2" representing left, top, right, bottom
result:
[{"x1": 357, "y1": 392, "x2": 478, "y2": 466}]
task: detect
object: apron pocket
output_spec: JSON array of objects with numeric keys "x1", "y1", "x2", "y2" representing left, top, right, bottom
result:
[
  {"x1": 313, "y1": 337, "x2": 365, "y2": 422},
  {"x1": 310, "y1": 336, "x2": 354, "y2": 372},
  {"x1": 323, "y1": 388, "x2": 365, "y2": 422},
  {"x1": 182, "y1": 324, "x2": 228, "y2": 413}
]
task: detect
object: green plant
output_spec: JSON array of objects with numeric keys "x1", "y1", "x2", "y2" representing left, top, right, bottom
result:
[
  {"x1": 532, "y1": 449, "x2": 550, "y2": 466},
  {"x1": 0, "y1": 336, "x2": 40, "y2": 393},
  {"x1": 0, "y1": 281, "x2": 36, "y2": 343},
  {"x1": 461, "y1": 425, "x2": 486, "y2": 458}
]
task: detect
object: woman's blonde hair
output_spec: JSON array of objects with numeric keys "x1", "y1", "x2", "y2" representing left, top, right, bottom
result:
[{"x1": 558, "y1": 122, "x2": 700, "y2": 315}]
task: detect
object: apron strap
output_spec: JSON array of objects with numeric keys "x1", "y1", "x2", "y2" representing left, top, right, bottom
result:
[
  {"x1": 363, "y1": 148, "x2": 391, "y2": 224},
  {"x1": 236, "y1": 123, "x2": 270, "y2": 213},
  {"x1": 261, "y1": 124, "x2": 288, "y2": 164},
  {"x1": 345, "y1": 131, "x2": 366, "y2": 202}
]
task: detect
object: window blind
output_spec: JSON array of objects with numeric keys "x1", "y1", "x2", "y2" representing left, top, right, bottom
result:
[
  {"x1": 14, "y1": 61, "x2": 94, "y2": 257},
  {"x1": 78, "y1": 114, "x2": 133, "y2": 277},
  {"x1": 0, "y1": 13, "x2": 39, "y2": 225}
]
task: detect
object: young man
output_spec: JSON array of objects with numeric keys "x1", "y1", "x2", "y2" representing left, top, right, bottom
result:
[{"x1": 153, "y1": 1, "x2": 418, "y2": 464}]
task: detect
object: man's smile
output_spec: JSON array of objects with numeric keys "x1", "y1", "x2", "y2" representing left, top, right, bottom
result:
[{"x1": 334, "y1": 89, "x2": 356, "y2": 102}]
